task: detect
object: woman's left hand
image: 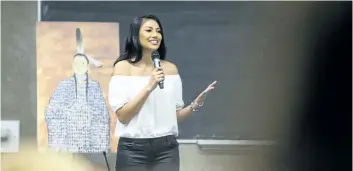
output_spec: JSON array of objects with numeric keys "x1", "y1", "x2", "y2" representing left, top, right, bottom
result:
[{"x1": 193, "y1": 81, "x2": 217, "y2": 107}]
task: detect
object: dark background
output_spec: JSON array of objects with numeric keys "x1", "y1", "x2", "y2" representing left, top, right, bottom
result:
[
  {"x1": 2, "y1": 1, "x2": 351, "y2": 171},
  {"x1": 40, "y1": 1, "x2": 350, "y2": 140}
]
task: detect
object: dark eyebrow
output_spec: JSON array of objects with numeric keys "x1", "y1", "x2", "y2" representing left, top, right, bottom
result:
[{"x1": 144, "y1": 26, "x2": 160, "y2": 30}]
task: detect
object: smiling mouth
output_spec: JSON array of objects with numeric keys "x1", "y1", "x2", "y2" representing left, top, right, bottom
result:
[{"x1": 149, "y1": 40, "x2": 159, "y2": 45}]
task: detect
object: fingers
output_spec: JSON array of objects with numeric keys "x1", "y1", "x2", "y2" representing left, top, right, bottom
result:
[
  {"x1": 207, "y1": 81, "x2": 217, "y2": 89},
  {"x1": 156, "y1": 73, "x2": 164, "y2": 82},
  {"x1": 155, "y1": 70, "x2": 164, "y2": 76},
  {"x1": 153, "y1": 67, "x2": 162, "y2": 72},
  {"x1": 208, "y1": 87, "x2": 215, "y2": 91},
  {"x1": 203, "y1": 80, "x2": 217, "y2": 93},
  {"x1": 153, "y1": 68, "x2": 165, "y2": 82},
  {"x1": 209, "y1": 81, "x2": 217, "y2": 88},
  {"x1": 153, "y1": 67, "x2": 163, "y2": 74},
  {"x1": 210, "y1": 80, "x2": 217, "y2": 86}
]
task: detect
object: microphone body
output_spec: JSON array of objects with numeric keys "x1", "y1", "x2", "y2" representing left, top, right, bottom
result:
[{"x1": 152, "y1": 51, "x2": 164, "y2": 89}]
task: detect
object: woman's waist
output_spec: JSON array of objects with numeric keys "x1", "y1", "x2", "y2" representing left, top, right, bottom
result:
[
  {"x1": 118, "y1": 124, "x2": 178, "y2": 132},
  {"x1": 117, "y1": 116, "x2": 178, "y2": 130},
  {"x1": 119, "y1": 134, "x2": 177, "y2": 144},
  {"x1": 118, "y1": 132, "x2": 178, "y2": 140},
  {"x1": 116, "y1": 125, "x2": 178, "y2": 138}
]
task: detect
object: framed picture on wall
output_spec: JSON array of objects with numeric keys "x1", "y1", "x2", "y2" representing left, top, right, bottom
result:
[{"x1": 36, "y1": 21, "x2": 120, "y2": 153}]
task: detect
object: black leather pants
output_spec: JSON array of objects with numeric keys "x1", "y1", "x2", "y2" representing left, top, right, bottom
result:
[{"x1": 115, "y1": 135, "x2": 180, "y2": 171}]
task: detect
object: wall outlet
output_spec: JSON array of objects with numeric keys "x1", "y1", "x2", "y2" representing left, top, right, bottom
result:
[{"x1": 1, "y1": 120, "x2": 20, "y2": 153}]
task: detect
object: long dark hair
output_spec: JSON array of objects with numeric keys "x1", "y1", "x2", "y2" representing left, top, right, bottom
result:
[
  {"x1": 113, "y1": 15, "x2": 166, "y2": 66},
  {"x1": 73, "y1": 53, "x2": 89, "y2": 102}
]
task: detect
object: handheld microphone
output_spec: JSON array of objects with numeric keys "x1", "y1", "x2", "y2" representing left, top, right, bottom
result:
[
  {"x1": 152, "y1": 51, "x2": 164, "y2": 89},
  {"x1": 103, "y1": 151, "x2": 111, "y2": 171}
]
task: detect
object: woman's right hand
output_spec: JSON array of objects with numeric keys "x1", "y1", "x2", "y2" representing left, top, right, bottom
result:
[{"x1": 146, "y1": 68, "x2": 165, "y2": 91}]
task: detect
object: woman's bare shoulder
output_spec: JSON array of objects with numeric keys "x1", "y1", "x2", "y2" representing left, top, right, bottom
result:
[
  {"x1": 113, "y1": 60, "x2": 132, "y2": 76},
  {"x1": 161, "y1": 60, "x2": 179, "y2": 75}
]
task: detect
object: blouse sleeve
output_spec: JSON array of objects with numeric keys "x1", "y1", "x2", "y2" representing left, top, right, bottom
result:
[
  {"x1": 175, "y1": 75, "x2": 185, "y2": 110},
  {"x1": 108, "y1": 76, "x2": 130, "y2": 113}
]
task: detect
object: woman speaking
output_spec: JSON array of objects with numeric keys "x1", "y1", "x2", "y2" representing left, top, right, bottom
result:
[{"x1": 109, "y1": 15, "x2": 217, "y2": 171}]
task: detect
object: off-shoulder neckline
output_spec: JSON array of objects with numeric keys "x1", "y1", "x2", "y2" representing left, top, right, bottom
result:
[{"x1": 111, "y1": 74, "x2": 180, "y2": 78}]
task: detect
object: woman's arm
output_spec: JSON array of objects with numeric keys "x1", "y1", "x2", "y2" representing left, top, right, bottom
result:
[
  {"x1": 176, "y1": 104, "x2": 198, "y2": 122},
  {"x1": 116, "y1": 87, "x2": 151, "y2": 124},
  {"x1": 111, "y1": 61, "x2": 164, "y2": 124},
  {"x1": 176, "y1": 81, "x2": 217, "y2": 123},
  {"x1": 162, "y1": 60, "x2": 217, "y2": 122},
  {"x1": 162, "y1": 61, "x2": 199, "y2": 122}
]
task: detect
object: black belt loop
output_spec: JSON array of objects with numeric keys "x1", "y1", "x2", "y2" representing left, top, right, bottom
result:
[
  {"x1": 165, "y1": 135, "x2": 170, "y2": 143},
  {"x1": 131, "y1": 138, "x2": 136, "y2": 145},
  {"x1": 166, "y1": 135, "x2": 174, "y2": 143}
]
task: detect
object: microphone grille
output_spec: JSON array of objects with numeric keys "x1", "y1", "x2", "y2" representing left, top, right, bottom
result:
[{"x1": 152, "y1": 51, "x2": 160, "y2": 59}]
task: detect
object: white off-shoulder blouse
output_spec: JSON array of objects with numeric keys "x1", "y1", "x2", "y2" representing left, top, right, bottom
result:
[{"x1": 108, "y1": 75, "x2": 185, "y2": 138}]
